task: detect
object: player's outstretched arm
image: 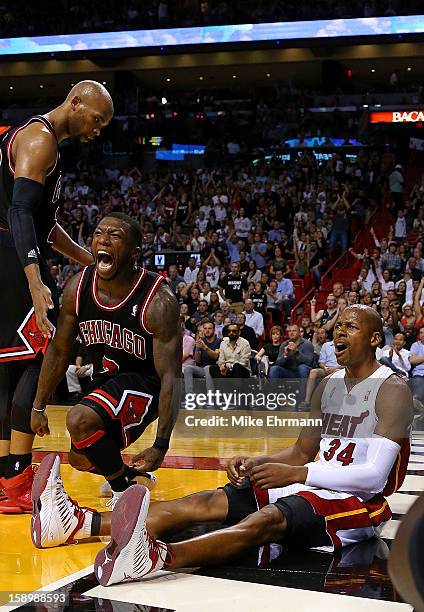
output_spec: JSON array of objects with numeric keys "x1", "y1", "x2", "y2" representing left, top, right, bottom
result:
[
  {"x1": 11, "y1": 124, "x2": 59, "y2": 339},
  {"x1": 132, "y1": 283, "x2": 181, "y2": 471},
  {"x1": 31, "y1": 273, "x2": 81, "y2": 436},
  {"x1": 50, "y1": 223, "x2": 94, "y2": 266}
]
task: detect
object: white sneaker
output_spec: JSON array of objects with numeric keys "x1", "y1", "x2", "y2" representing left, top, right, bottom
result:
[
  {"x1": 94, "y1": 485, "x2": 170, "y2": 586},
  {"x1": 31, "y1": 453, "x2": 93, "y2": 549}
]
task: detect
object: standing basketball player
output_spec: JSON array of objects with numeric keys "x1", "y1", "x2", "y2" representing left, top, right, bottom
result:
[
  {"x1": 31, "y1": 305, "x2": 412, "y2": 588},
  {"x1": 0, "y1": 81, "x2": 114, "y2": 513},
  {"x1": 31, "y1": 213, "x2": 181, "y2": 511}
]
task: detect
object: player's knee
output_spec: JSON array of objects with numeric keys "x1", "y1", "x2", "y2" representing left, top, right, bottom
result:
[
  {"x1": 66, "y1": 403, "x2": 104, "y2": 441},
  {"x1": 69, "y1": 449, "x2": 93, "y2": 471},
  {"x1": 240, "y1": 504, "x2": 286, "y2": 543}
]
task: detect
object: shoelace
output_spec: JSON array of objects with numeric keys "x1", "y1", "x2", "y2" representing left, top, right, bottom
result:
[{"x1": 147, "y1": 531, "x2": 170, "y2": 564}]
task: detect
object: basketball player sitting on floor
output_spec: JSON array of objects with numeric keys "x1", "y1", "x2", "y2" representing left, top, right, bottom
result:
[{"x1": 31, "y1": 305, "x2": 413, "y2": 589}]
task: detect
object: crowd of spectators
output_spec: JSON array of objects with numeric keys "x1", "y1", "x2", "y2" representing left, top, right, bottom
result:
[
  {"x1": 53, "y1": 139, "x2": 424, "y2": 417},
  {"x1": 1, "y1": 0, "x2": 421, "y2": 38}
]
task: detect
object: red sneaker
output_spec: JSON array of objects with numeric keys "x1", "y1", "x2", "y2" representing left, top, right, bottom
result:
[{"x1": 0, "y1": 465, "x2": 35, "y2": 514}]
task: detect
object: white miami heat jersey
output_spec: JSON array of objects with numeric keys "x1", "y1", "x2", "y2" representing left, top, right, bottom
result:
[{"x1": 318, "y1": 364, "x2": 410, "y2": 500}]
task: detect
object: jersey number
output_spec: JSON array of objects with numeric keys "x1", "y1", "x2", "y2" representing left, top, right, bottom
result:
[{"x1": 323, "y1": 439, "x2": 356, "y2": 466}]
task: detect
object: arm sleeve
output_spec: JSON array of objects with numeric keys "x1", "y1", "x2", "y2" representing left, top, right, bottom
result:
[
  {"x1": 7, "y1": 177, "x2": 44, "y2": 268},
  {"x1": 305, "y1": 436, "x2": 401, "y2": 495}
]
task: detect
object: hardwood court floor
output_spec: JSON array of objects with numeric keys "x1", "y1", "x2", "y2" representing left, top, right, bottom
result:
[
  {"x1": 0, "y1": 406, "x2": 294, "y2": 598},
  {"x1": 0, "y1": 406, "x2": 422, "y2": 611}
]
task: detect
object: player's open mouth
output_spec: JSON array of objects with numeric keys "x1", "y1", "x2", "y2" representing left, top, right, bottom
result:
[
  {"x1": 335, "y1": 342, "x2": 349, "y2": 357},
  {"x1": 97, "y1": 250, "x2": 115, "y2": 272}
]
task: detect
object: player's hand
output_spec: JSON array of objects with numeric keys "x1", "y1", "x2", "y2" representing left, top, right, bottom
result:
[
  {"x1": 249, "y1": 463, "x2": 307, "y2": 489},
  {"x1": 226, "y1": 455, "x2": 249, "y2": 486},
  {"x1": 31, "y1": 409, "x2": 50, "y2": 437},
  {"x1": 30, "y1": 281, "x2": 54, "y2": 339},
  {"x1": 131, "y1": 446, "x2": 165, "y2": 472}
]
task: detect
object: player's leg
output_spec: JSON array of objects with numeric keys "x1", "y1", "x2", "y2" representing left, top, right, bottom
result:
[
  {"x1": 66, "y1": 402, "x2": 133, "y2": 495},
  {"x1": 0, "y1": 362, "x2": 39, "y2": 513},
  {"x1": 31, "y1": 452, "x2": 229, "y2": 548},
  {"x1": 0, "y1": 365, "x2": 12, "y2": 483},
  {"x1": 94, "y1": 484, "x2": 287, "y2": 586}
]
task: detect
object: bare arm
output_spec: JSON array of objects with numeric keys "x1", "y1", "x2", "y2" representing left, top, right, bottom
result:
[
  {"x1": 414, "y1": 277, "x2": 424, "y2": 320},
  {"x1": 147, "y1": 283, "x2": 182, "y2": 443},
  {"x1": 31, "y1": 273, "x2": 81, "y2": 436},
  {"x1": 51, "y1": 223, "x2": 94, "y2": 266}
]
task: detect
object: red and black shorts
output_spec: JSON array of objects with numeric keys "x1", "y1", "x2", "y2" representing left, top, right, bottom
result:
[{"x1": 79, "y1": 372, "x2": 160, "y2": 449}]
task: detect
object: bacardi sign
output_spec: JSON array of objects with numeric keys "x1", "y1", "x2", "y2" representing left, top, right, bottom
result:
[{"x1": 370, "y1": 110, "x2": 424, "y2": 124}]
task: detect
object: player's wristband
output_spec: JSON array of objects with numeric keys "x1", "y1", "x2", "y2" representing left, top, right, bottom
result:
[{"x1": 153, "y1": 437, "x2": 170, "y2": 452}]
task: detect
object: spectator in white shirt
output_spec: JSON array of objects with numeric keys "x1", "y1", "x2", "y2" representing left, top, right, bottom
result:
[
  {"x1": 234, "y1": 208, "x2": 251, "y2": 239},
  {"x1": 118, "y1": 168, "x2": 134, "y2": 193},
  {"x1": 394, "y1": 210, "x2": 407, "y2": 240},
  {"x1": 243, "y1": 299, "x2": 264, "y2": 338},
  {"x1": 379, "y1": 333, "x2": 411, "y2": 377},
  {"x1": 184, "y1": 257, "x2": 199, "y2": 286}
]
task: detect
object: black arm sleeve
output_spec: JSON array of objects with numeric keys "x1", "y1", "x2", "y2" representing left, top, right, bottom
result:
[{"x1": 7, "y1": 177, "x2": 44, "y2": 268}]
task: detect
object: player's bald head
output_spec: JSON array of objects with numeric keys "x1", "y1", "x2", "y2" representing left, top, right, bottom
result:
[
  {"x1": 344, "y1": 304, "x2": 383, "y2": 338},
  {"x1": 66, "y1": 80, "x2": 114, "y2": 118}
]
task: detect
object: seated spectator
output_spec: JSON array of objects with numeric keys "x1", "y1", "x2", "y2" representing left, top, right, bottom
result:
[
  {"x1": 232, "y1": 312, "x2": 258, "y2": 351},
  {"x1": 409, "y1": 326, "x2": 424, "y2": 402},
  {"x1": 183, "y1": 320, "x2": 221, "y2": 396},
  {"x1": 191, "y1": 299, "x2": 210, "y2": 324},
  {"x1": 220, "y1": 301, "x2": 236, "y2": 323},
  {"x1": 311, "y1": 294, "x2": 338, "y2": 330},
  {"x1": 300, "y1": 315, "x2": 314, "y2": 341},
  {"x1": 209, "y1": 323, "x2": 251, "y2": 383},
  {"x1": 251, "y1": 282, "x2": 267, "y2": 320},
  {"x1": 275, "y1": 270, "x2": 295, "y2": 319},
  {"x1": 243, "y1": 299, "x2": 264, "y2": 339},
  {"x1": 312, "y1": 326, "x2": 328, "y2": 354},
  {"x1": 246, "y1": 260, "x2": 262, "y2": 284},
  {"x1": 168, "y1": 264, "x2": 185, "y2": 293},
  {"x1": 379, "y1": 332, "x2": 411, "y2": 377},
  {"x1": 181, "y1": 319, "x2": 196, "y2": 370},
  {"x1": 269, "y1": 324, "x2": 315, "y2": 383},
  {"x1": 213, "y1": 310, "x2": 224, "y2": 338},
  {"x1": 301, "y1": 339, "x2": 340, "y2": 409},
  {"x1": 266, "y1": 279, "x2": 283, "y2": 324},
  {"x1": 255, "y1": 325, "x2": 283, "y2": 375}
]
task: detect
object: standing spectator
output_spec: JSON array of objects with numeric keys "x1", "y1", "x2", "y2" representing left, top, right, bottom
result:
[
  {"x1": 394, "y1": 210, "x2": 407, "y2": 241},
  {"x1": 250, "y1": 233, "x2": 268, "y2": 270},
  {"x1": 184, "y1": 256, "x2": 199, "y2": 286},
  {"x1": 219, "y1": 262, "x2": 246, "y2": 314},
  {"x1": 329, "y1": 194, "x2": 350, "y2": 256},
  {"x1": 389, "y1": 164, "x2": 404, "y2": 211}
]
